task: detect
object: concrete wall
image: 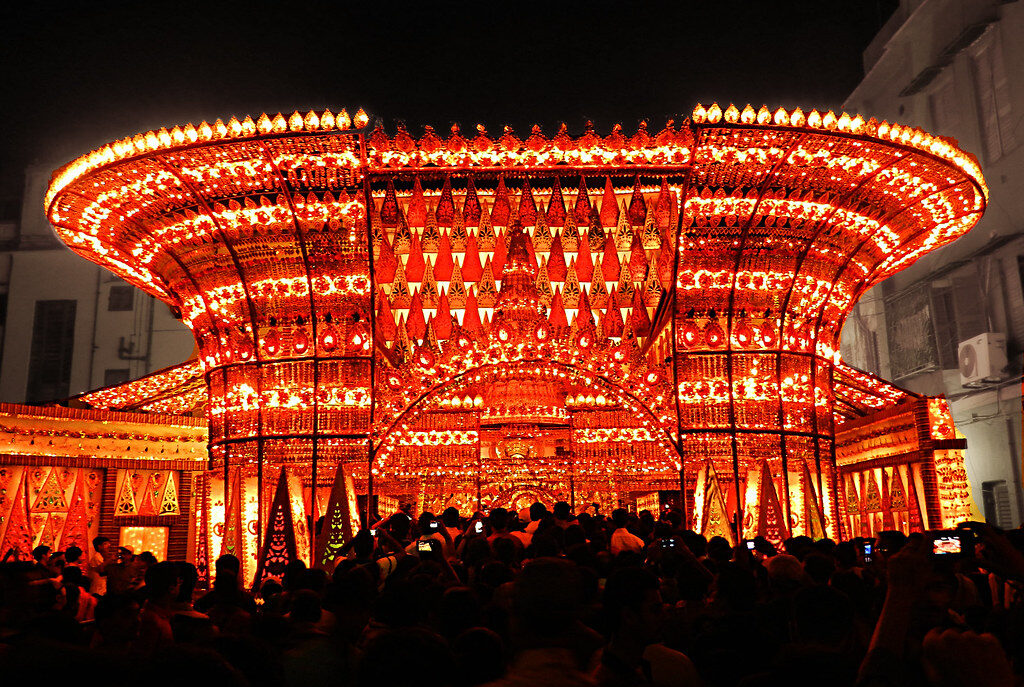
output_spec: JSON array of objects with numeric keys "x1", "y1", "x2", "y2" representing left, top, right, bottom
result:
[
  {"x1": 843, "y1": 0, "x2": 1024, "y2": 525},
  {"x1": 0, "y1": 167, "x2": 194, "y2": 403}
]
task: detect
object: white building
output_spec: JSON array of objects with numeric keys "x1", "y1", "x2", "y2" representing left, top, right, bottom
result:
[
  {"x1": 0, "y1": 165, "x2": 194, "y2": 403},
  {"x1": 842, "y1": 0, "x2": 1024, "y2": 528}
]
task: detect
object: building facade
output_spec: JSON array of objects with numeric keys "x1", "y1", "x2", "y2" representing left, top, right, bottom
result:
[
  {"x1": 0, "y1": 165, "x2": 194, "y2": 404},
  {"x1": 842, "y1": 0, "x2": 1024, "y2": 528}
]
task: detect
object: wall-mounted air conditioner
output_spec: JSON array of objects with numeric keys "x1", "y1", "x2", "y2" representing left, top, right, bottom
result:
[{"x1": 958, "y1": 332, "x2": 1008, "y2": 386}]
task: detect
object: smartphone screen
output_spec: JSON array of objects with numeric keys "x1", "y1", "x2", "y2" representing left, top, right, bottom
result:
[
  {"x1": 428, "y1": 521, "x2": 439, "y2": 531},
  {"x1": 745, "y1": 541, "x2": 756, "y2": 550},
  {"x1": 473, "y1": 521, "x2": 484, "y2": 534},
  {"x1": 417, "y1": 540, "x2": 432, "y2": 553},
  {"x1": 932, "y1": 534, "x2": 962, "y2": 556},
  {"x1": 370, "y1": 529, "x2": 377, "y2": 537}
]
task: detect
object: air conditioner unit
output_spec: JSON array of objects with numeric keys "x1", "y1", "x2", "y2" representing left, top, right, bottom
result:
[{"x1": 958, "y1": 333, "x2": 1008, "y2": 386}]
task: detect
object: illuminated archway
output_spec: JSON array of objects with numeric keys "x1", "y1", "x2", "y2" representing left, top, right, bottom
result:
[{"x1": 370, "y1": 358, "x2": 682, "y2": 513}]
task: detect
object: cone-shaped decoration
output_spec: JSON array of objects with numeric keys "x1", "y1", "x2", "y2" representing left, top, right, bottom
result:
[
  {"x1": 376, "y1": 230, "x2": 397, "y2": 284},
  {"x1": 434, "y1": 230, "x2": 454, "y2": 281},
  {"x1": 803, "y1": 460, "x2": 827, "y2": 540},
  {"x1": 573, "y1": 176, "x2": 591, "y2": 224},
  {"x1": 549, "y1": 288, "x2": 569, "y2": 331},
  {"x1": 405, "y1": 232, "x2": 425, "y2": 282},
  {"x1": 629, "y1": 232, "x2": 647, "y2": 281},
  {"x1": 756, "y1": 460, "x2": 789, "y2": 543},
  {"x1": 655, "y1": 177, "x2": 673, "y2": 231},
  {"x1": 547, "y1": 176, "x2": 566, "y2": 227},
  {"x1": 562, "y1": 211, "x2": 580, "y2": 252},
  {"x1": 463, "y1": 176, "x2": 481, "y2": 226},
  {"x1": 491, "y1": 228, "x2": 507, "y2": 275},
  {"x1": 377, "y1": 289, "x2": 398, "y2": 341},
  {"x1": 547, "y1": 230, "x2": 567, "y2": 282},
  {"x1": 381, "y1": 178, "x2": 400, "y2": 228},
  {"x1": 315, "y1": 462, "x2": 361, "y2": 567},
  {"x1": 254, "y1": 469, "x2": 299, "y2": 586},
  {"x1": 421, "y1": 208, "x2": 441, "y2": 252},
  {"x1": 60, "y1": 470, "x2": 90, "y2": 552},
  {"x1": 600, "y1": 176, "x2": 618, "y2": 228},
  {"x1": 407, "y1": 177, "x2": 427, "y2": 227},
  {"x1": 159, "y1": 472, "x2": 179, "y2": 516},
  {"x1": 462, "y1": 233, "x2": 483, "y2": 282},
  {"x1": 477, "y1": 258, "x2": 498, "y2": 308},
  {"x1": 518, "y1": 178, "x2": 537, "y2": 226},
  {"x1": 436, "y1": 175, "x2": 455, "y2": 226},
  {"x1": 477, "y1": 208, "x2": 496, "y2": 251},
  {"x1": 629, "y1": 288, "x2": 652, "y2": 337},
  {"x1": 33, "y1": 467, "x2": 68, "y2": 511},
  {"x1": 492, "y1": 176, "x2": 511, "y2": 225},
  {"x1": 448, "y1": 261, "x2": 467, "y2": 309},
  {"x1": 220, "y1": 468, "x2": 243, "y2": 558},
  {"x1": 563, "y1": 261, "x2": 582, "y2": 309},
  {"x1": 575, "y1": 233, "x2": 594, "y2": 282},
  {"x1": 462, "y1": 289, "x2": 483, "y2": 334},
  {"x1": 0, "y1": 472, "x2": 32, "y2": 557},
  {"x1": 435, "y1": 290, "x2": 453, "y2": 339},
  {"x1": 602, "y1": 236, "x2": 620, "y2": 283},
  {"x1": 407, "y1": 290, "x2": 427, "y2": 341},
  {"x1": 702, "y1": 461, "x2": 735, "y2": 545},
  {"x1": 627, "y1": 175, "x2": 646, "y2": 225}
]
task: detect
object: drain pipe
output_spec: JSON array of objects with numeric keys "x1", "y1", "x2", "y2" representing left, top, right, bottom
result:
[{"x1": 87, "y1": 268, "x2": 101, "y2": 390}]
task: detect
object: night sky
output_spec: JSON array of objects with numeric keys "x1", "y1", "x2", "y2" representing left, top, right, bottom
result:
[{"x1": 0, "y1": 0, "x2": 898, "y2": 203}]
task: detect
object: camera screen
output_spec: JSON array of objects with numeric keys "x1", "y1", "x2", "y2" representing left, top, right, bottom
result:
[
  {"x1": 746, "y1": 541, "x2": 755, "y2": 550},
  {"x1": 474, "y1": 522, "x2": 484, "y2": 533},
  {"x1": 932, "y1": 535, "x2": 962, "y2": 555},
  {"x1": 417, "y1": 540, "x2": 432, "y2": 552},
  {"x1": 863, "y1": 543, "x2": 872, "y2": 555}
]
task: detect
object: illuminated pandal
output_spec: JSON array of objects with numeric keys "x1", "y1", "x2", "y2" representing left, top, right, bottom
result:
[{"x1": 52, "y1": 104, "x2": 982, "y2": 581}]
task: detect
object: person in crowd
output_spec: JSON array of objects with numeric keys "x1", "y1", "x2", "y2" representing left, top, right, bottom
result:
[
  {"x1": 595, "y1": 566, "x2": 699, "y2": 686},
  {"x1": 553, "y1": 501, "x2": 576, "y2": 529},
  {"x1": 88, "y1": 535, "x2": 112, "y2": 596},
  {"x1": 610, "y1": 508, "x2": 646, "y2": 556},
  {"x1": 6, "y1": 506, "x2": 1024, "y2": 687}
]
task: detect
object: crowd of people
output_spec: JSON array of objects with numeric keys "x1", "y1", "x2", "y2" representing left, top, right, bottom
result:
[{"x1": 2, "y1": 502, "x2": 1024, "y2": 686}]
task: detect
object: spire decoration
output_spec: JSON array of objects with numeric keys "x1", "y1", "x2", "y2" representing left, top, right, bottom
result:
[{"x1": 254, "y1": 469, "x2": 299, "y2": 586}]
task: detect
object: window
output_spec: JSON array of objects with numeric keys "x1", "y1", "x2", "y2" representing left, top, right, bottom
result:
[
  {"x1": 108, "y1": 284, "x2": 134, "y2": 311},
  {"x1": 26, "y1": 300, "x2": 76, "y2": 403},
  {"x1": 970, "y1": 26, "x2": 1015, "y2": 163},
  {"x1": 885, "y1": 286, "x2": 938, "y2": 378},
  {"x1": 982, "y1": 480, "x2": 1013, "y2": 529},
  {"x1": 104, "y1": 368, "x2": 131, "y2": 386}
]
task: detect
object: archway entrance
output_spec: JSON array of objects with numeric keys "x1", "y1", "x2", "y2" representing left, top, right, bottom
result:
[{"x1": 370, "y1": 359, "x2": 682, "y2": 516}]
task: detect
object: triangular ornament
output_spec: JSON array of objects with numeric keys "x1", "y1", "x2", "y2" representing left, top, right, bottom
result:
[
  {"x1": 756, "y1": 460, "x2": 789, "y2": 544},
  {"x1": 315, "y1": 462, "x2": 361, "y2": 567},
  {"x1": 33, "y1": 468, "x2": 68, "y2": 512},
  {"x1": 254, "y1": 469, "x2": 299, "y2": 586},
  {"x1": 159, "y1": 473, "x2": 179, "y2": 516}
]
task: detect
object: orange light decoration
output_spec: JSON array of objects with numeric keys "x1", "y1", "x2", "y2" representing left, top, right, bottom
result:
[{"x1": 52, "y1": 102, "x2": 985, "y2": 557}]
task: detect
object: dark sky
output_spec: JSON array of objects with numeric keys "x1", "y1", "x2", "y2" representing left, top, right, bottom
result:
[{"x1": 0, "y1": 0, "x2": 898, "y2": 202}]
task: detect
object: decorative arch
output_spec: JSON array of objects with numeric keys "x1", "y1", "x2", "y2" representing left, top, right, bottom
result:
[{"x1": 371, "y1": 358, "x2": 681, "y2": 478}]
